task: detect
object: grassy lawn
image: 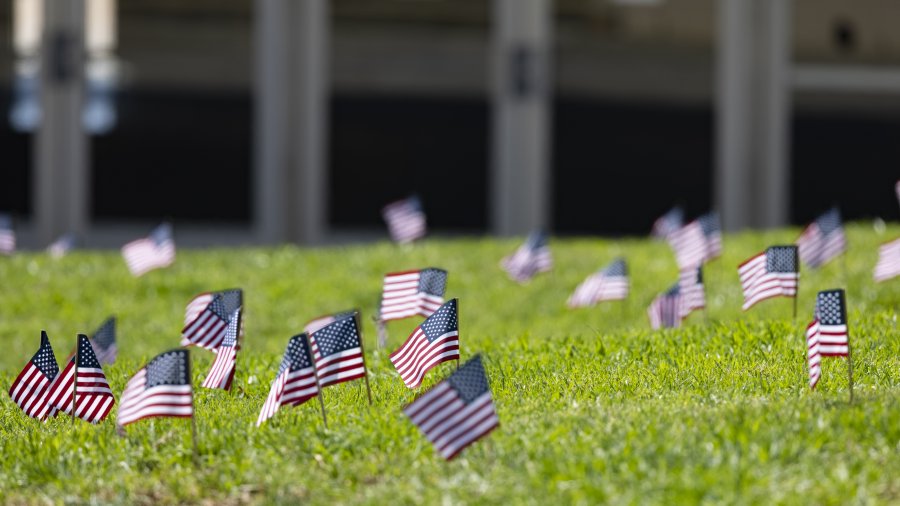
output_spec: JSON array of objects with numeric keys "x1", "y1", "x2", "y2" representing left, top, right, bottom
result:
[{"x1": 1, "y1": 223, "x2": 898, "y2": 504}]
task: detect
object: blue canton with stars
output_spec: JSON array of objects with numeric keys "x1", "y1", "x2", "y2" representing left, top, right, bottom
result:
[
  {"x1": 218, "y1": 289, "x2": 243, "y2": 316},
  {"x1": 221, "y1": 308, "x2": 242, "y2": 348},
  {"x1": 816, "y1": 289, "x2": 846, "y2": 326},
  {"x1": 150, "y1": 223, "x2": 173, "y2": 246},
  {"x1": 92, "y1": 317, "x2": 116, "y2": 349},
  {"x1": 699, "y1": 212, "x2": 721, "y2": 237},
  {"x1": 447, "y1": 355, "x2": 490, "y2": 404},
  {"x1": 604, "y1": 258, "x2": 627, "y2": 277},
  {"x1": 146, "y1": 350, "x2": 190, "y2": 388},
  {"x1": 279, "y1": 334, "x2": 314, "y2": 376},
  {"x1": 766, "y1": 246, "x2": 798, "y2": 273},
  {"x1": 32, "y1": 331, "x2": 60, "y2": 378},
  {"x1": 76, "y1": 334, "x2": 102, "y2": 368},
  {"x1": 313, "y1": 316, "x2": 360, "y2": 358},
  {"x1": 0, "y1": 213, "x2": 12, "y2": 229},
  {"x1": 816, "y1": 208, "x2": 843, "y2": 236},
  {"x1": 206, "y1": 295, "x2": 229, "y2": 320},
  {"x1": 525, "y1": 230, "x2": 549, "y2": 251},
  {"x1": 665, "y1": 282, "x2": 681, "y2": 296},
  {"x1": 418, "y1": 268, "x2": 448, "y2": 297},
  {"x1": 421, "y1": 299, "x2": 458, "y2": 342}
]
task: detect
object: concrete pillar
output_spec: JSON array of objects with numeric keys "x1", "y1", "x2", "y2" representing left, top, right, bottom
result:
[
  {"x1": 491, "y1": 0, "x2": 552, "y2": 236},
  {"x1": 34, "y1": 0, "x2": 88, "y2": 246}
]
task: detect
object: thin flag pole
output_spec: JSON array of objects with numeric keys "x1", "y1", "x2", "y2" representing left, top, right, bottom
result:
[
  {"x1": 72, "y1": 343, "x2": 78, "y2": 423},
  {"x1": 847, "y1": 336, "x2": 854, "y2": 404},
  {"x1": 305, "y1": 333, "x2": 328, "y2": 428},
  {"x1": 355, "y1": 312, "x2": 374, "y2": 406},
  {"x1": 188, "y1": 350, "x2": 199, "y2": 464}
]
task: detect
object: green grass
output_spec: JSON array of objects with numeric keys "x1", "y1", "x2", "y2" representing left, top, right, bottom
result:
[{"x1": 1, "y1": 223, "x2": 899, "y2": 504}]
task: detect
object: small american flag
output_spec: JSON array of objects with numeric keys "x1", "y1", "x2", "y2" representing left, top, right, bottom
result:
[
  {"x1": 796, "y1": 208, "x2": 846, "y2": 268},
  {"x1": 648, "y1": 283, "x2": 683, "y2": 329},
  {"x1": 309, "y1": 315, "x2": 367, "y2": 388},
  {"x1": 390, "y1": 298, "x2": 460, "y2": 388},
  {"x1": 117, "y1": 349, "x2": 193, "y2": 427},
  {"x1": 651, "y1": 207, "x2": 684, "y2": 239},
  {"x1": 0, "y1": 213, "x2": 15, "y2": 255},
  {"x1": 47, "y1": 233, "x2": 76, "y2": 259},
  {"x1": 182, "y1": 289, "x2": 242, "y2": 351},
  {"x1": 501, "y1": 230, "x2": 553, "y2": 283},
  {"x1": 382, "y1": 195, "x2": 427, "y2": 244},
  {"x1": 403, "y1": 355, "x2": 499, "y2": 460},
  {"x1": 738, "y1": 246, "x2": 799, "y2": 311},
  {"x1": 7, "y1": 331, "x2": 59, "y2": 420},
  {"x1": 45, "y1": 334, "x2": 115, "y2": 423},
  {"x1": 806, "y1": 289, "x2": 850, "y2": 389},
  {"x1": 568, "y1": 258, "x2": 629, "y2": 308},
  {"x1": 257, "y1": 333, "x2": 319, "y2": 426},
  {"x1": 202, "y1": 308, "x2": 242, "y2": 390},
  {"x1": 874, "y1": 237, "x2": 900, "y2": 282},
  {"x1": 121, "y1": 223, "x2": 175, "y2": 277},
  {"x1": 380, "y1": 268, "x2": 447, "y2": 322},
  {"x1": 90, "y1": 316, "x2": 117, "y2": 365},
  {"x1": 677, "y1": 267, "x2": 706, "y2": 319},
  {"x1": 304, "y1": 309, "x2": 358, "y2": 335},
  {"x1": 668, "y1": 212, "x2": 722, "y2": 270}
]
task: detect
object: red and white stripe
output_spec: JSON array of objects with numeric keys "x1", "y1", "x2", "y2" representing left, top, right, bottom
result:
[
  {"x1": 8, "y1": 363, "x2": 56, "y2": 420},
  {"x1": 567, "y1": 273, "x2": 628, "y2": 308},
  {"x1": 256, "y1": 366, "x2": 318, "y2": 426},
  {"x1": 181, "y1": 311, "x2": 228, "y2": 351},
  {"x1": 390, "y1": 328, "x2": 459, "y2": 388},
  {"x1": 0, "y1": 229, "x2": 17, "y2": 255},
  {"x1": 45, "y1": 362, "x2": 115, "y2": 423},
  {"x1": 797, "y1": 223, "x2": 846, "y2": 267},
  {"x1": 309, "y1": 340, "x2": 366, "y2": 388},
  {"x1": 184, "y1": 293, "x2": 214, "y2": 327},
  {"x1": 677, "y1": 270, "x2": 705, "y2": 318},
  {"x1": 648, "y1": 294, "x2": 681, "y2": 330},
  {"x1": 738, "y1": 252, "x2": 798, "y2": 311},
  {"x1": 806, "y1": 320, "x2": 822, "y2": 389},
  {"x1": 403, "y1": 384, "x2": 499, "y2": 460},
  {"x1": 874, "y1": 238, "x2": 900, "y2": 282},
  {"x1": 380, "y1": 270, "x2": 444, "y2": 321},
  {"x1": 201, "y1": 347, "x2": 237, "y2": 390},
  {"x1": 668, "y1": 222, "x2": 706, "y2": 270},
  {"x1": 121, "y1": 237, "x2": 175, "y2": 277},
  {"x1": 501, "y1": 247, "x2": 553, "y2": 283},
  {"x1": 116, "y1": 370, "x2": 193, "y2": 426},
  {"x1": 383, "y1": 202, "x2": 426, "y2": 244}
]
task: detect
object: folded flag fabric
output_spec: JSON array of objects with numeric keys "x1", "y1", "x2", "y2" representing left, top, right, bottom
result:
[
  {"x1": 648, "y1": 283, "x2": 683, "y2": 329},
  {"x1": 403, "y1": 355, "x2": 499, "y2": 460},
  {"x1": 304, "y1": 309, "x2": 358, "y2": 335},
  {"x1": 309, "y1": 315, "x2": 367, "y2": 389},
  {"x1": 806, "y1": 289, "x2": 850, "y2": 389},
  {"x1": 677, "y1": 266, "x2": 706, "y2": 319},
  {"x1": 202, "y1": 307, "x2": 242, "y2": 390},
  {"x1": 391, "y1": 298, "x2": 460, "y2": 388},
  {"x1": 568, "y1": 258, "x2": 629, "y2": 308},
  {"x1": 121, "y1": 222, "x2": 175, "y2": 277},
  {"x1": 501, "y1": 230, "x2": 553, "y2": 283},
  {"x1": 379, "y1": 268, "x2": 448, "y2": 322},
  {"x1": 117, "y1": 349, "x2": 193, "y2": 427},
  {"x1": 651, "y1": 207, "x2": 684, "y2": 239},
  {"x1": 668, "y1": 212, "x2": 722, "y2": 270},
  {"x1": 45, "y1": 334, "x2": 115, "y2": 423},
  {"x1": 382, "y1": 195, "x2": 427, "y2": 244},
  {"x1": 796, "y1": 208, "x2": 846, "y2": 268},
  {"x1": 738, "y1": 245, "x2": 799, "y2": 311},
  {"x1": 8, "y1": 331, "x2": 59, "y2": 420},
  {"x1": 182, "y1": 289, "x2": 243, "y2": 350},
  {"x1": 874, "y1": 237, "x2": 900, "y2": 282},
  {"x1": 257, "y1": 333, "x2": 319, "y2": 427},
  {"x1": 47, "y1": 233, "x2": 76, "y2": 259},
  {"x1": 0, "y1": 213, "x2": 15, "y2": 255}
]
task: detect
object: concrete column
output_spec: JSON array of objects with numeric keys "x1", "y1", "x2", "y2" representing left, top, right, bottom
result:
[
  {"x1": 491, "y1": 0, "x2": 552, "y2": 236},
  {"x1": 34, "y1": 0, "x2": 88, "y2": 246}
]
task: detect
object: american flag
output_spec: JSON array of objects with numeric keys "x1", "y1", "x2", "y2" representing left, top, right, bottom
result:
[
  {"x1": 738, "y1": 245, "x2": 799, "y2": 311},
  {"x1": 182, "y1": 289, "x2": 242, "y2": 350},
  {"x1": 90, "y1": 316, "x2": 118, "y2": 365},
  {"x1": 677, "y1": 266, "x2": 706, "y2": 318},
  {"x1": 380, "y1": 268, "x2": 447, "y2": 322},
  {"x1": 0, "y1": 213, "x2": 15, "y2": 255},
  {"x1": 806, "y1": 289, "x2": 850, "y2": 389},
  {"x1": 47, "y1": 233, "x2": 76, "y2": 259},
  {"x1": 567, "y1": 258, "x2": 629, "y2": 308},
  {"x1": 382, "y1": 195, "x2": 427, "y2": 244},
  {"x1": 121, "y1": 223, "x2": 175, "y2": 277},
  {"x1": 668, "y1": 212, "x2": 722, "y2": 270},
  {"x1": 796, "y1": 208, "x2": 846, "y2": 268},
  {"x1": 501, "y1": 230, "x2": 553, "y2": 283},
  {"x1": 304, "y1": 309, "x2": 357, "y2": 335},
  {"x1": 45, "y1": 334, "x2": 115, "y2": 423},
  {"x1": 309, "y1": 315, "x2": 367, "y2": 388},
  {"x1": 390, "y1": 298, "x2": 460, "y2": 388},
  {"x1": 874, "y1": 237, "x2": 900, "y2": 282},
  {"x1": 403, "y1": 355, "x2": 499, "y2": 460},
  {"x1": 651, "y1": 207, "x2": 684, "y2": 239},
  {"x1": 117, "y1": 349, "x2": 193, "y2": 427},
  {"x1": 648, "y1": 283, "x2": 683, "y2": 329},
  {"x1": 257, "y1": 333, "x2": 319, "y2": 426},
  {"x1": 7, "y1": 331, "x2": 59, "y2": 420},
  {"x1": 202, "y1": 308, "x2": 242, "y2": 390}
]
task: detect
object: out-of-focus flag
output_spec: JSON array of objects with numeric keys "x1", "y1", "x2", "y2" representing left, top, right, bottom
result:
[
  {"x1": 678, "y1": 266, "x2": 706, "y2": 318},
  {"x1": 568, "y1": 258, "x2": 629, "y2": 308},
  {"x1": 181, "y1": 289, "x2": 242, "y2": 350},
  {"x1": 7, "y1": 331, "x2": 59, "y2": 420},
  {"x1": 382, "y1": 195, "x2": 426, "y2": 244},
  {"x1": 121, "y1": 223, "x2": 175, "y2": 277},
  {"x1": 668, "y1": 212, "x2": 722, "y2": 270},
  {"x1": 806, "y1": 289, "x2": 850, "y2": 389},
  {"x1": 738, "y1": 246, "x2": 799, "y2": 311},
  {"x1": 45, "y1": 334, "x2": 115, "y2": 423},
  {"x1": 0, "y1": 213, "x2": 15, "y2": 255},
  {"x1": 304, "y1": 309, "x2": 357, "y2": 335},
  {"x1": 796, "y1": 208, "x2": 846, "y2": 268},
  {"x1": 403, "y1": 355, "x2": 499, "y2": 460},
  {"x1": 90, "y1": 316, "x2": 118, "y2": 365},
  {"x1": 501, "y1": 230, "x2": 553, "y2": 283},
  {"x1": 379, "y1": 268, "x2": 447, "y2": 322},
  {"x1": 117, "y1": 349, "x2": 193, "y2": 427},
  {"x1": 308, "y1": 315, "x2": 367, "y2": 388},
  {"x1": 648, "y1": 283, "x2": 683, "y2": 329},
  {"x1": 202, "y1": 308, "x2": 242, "y2": 390},
  {"x1": 390, "y1": 299, "x2": 459, "y2": 388},
  {"x1": 874, "y1": 238, "x2": 900, "y2": 282},
  {"x1": 651, "y1": 207, "x2": 684, "y2": 239},
  {"x1": 47, "y1": 233, "x2": 76, "y2": 258},
  {"x1": 257, "y1": 333, "x2": 319, "y2": 426}
]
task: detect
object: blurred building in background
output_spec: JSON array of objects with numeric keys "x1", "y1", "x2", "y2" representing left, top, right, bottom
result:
[{"x1": 1, "y1": 0, "x2": 899, "y2": 247}]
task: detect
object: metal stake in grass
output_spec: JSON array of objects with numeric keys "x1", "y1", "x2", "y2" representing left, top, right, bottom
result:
[
  {"x1": 72, "y1": 337, "x2": 78, "y2": 424},
  {"x1": 304, "y1": 333, "x2": 328, "y2": 428},
  {"x1": 355, "y1": 312, "x2": 374, "y2": 406},
  {"x1": 188, "y1": 350, "x2": 199, "y2": 464},
  {"x1": 847, "y1": 335, "x2": 854, "y2": 404}
]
